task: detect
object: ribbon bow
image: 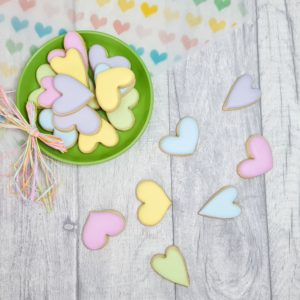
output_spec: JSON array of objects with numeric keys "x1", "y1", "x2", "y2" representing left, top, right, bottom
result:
[{"x1": 0, "y1": 87, "x2": 67, "y2": 210}]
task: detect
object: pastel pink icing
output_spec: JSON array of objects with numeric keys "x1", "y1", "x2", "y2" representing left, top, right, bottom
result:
[
  {"x1": 238, "y1": 135, "x2": 273, "y2": 178},
  {"x1": 38, "y1": 77, "x2": 61, "y2": 108},
  {"x1": 82, "y1": 211, "x2": 125, "y2": 250}
]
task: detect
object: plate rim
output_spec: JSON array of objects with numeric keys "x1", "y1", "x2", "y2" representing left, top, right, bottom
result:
[{"x1": 16, "y1": 30, "x2": 153, "y2": 166}]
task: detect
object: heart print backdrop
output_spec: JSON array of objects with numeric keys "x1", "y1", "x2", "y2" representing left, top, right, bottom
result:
[{"x1": 0, "y1": 0, "x2": 249, "y2": 87}]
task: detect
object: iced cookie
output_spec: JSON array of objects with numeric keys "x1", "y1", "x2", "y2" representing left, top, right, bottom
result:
[
  {"x1": 38, "y1": 109, "x2": 78, "y2": 149},
  {"x1": 64, "y1": 31, "x2": 89, "y2": 69},
  {"x1": 28, "y1": 64, "x2": 56, "y2": 105},
  {"x1": 38, "y1": 77, "x2": 61, "y2": 108},
  {"x1": 198, "y1": 186, "x2": 241, "y2": 219},
  {"x1": 52, "y1": 74, "x2": 94, "y2": 116},
  {"x1": 95, "y1": 67, "x2": 136, "y2": 112},
  {"x1": 94, "y1": 63, "x2": 129, "y2": 95},
  {"x1": 53, "y1": 106, "x2": 101, "y2": 135},
  {"x1": 50, "y1": 48, "x2": 89, "y2": 87},
  {"x1": 222, "y1": 74, "x2": 261, "y2": 111},
  {"x1": 151, "y1": 245, "x2": 190, "y2": 287},
  {"x1": 136, "y1": 180, "x2": 172, "y2": 226},
  {"x1": 78, "y1": 119, "x2": 119, "y2": 153},
  {"x1": 107, "y1": 89, "x2": 139, "y2": 131},
  {"x1": 89, "y1": 44, "x2": 131, "y2": 71},
  {"x1": 237, "y1": 135, "x2": 273, "y2": 178},
  {"x1": 82, "y1": 210, "x2": 126, "y2": 250},
  {"x1": 159, "y1": 117, "x2": 199, "y2": 156}
]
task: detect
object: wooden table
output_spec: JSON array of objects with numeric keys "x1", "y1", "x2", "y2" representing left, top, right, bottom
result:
[{"x1": 0, "y1": 0, "x2": 299, "y2": 299}]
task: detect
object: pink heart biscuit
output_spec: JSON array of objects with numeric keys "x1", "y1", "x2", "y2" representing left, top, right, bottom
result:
[
  {"x1": 53, "y1": 74, "x2": 93, "y2": 116},
  {"x1": 47, "y1": 49, "x2": 65, "y2": 63},
  {"x1": 38, "y1": 77, "x2": 61, "y2": 108},
  {"x1": 237, "y1": 135, "x2": 273, "y2": 178},
  {"x1": 53, "y1": 106, "x2": 101, "y2": 135},
  {"x1": 82, "y1": 210, "x2": 126, "y2": 250},
  {"x1": 64, "y1": 31, "x2": 89, "y2": 69},
  {"x1": 89, "y1": 45, "x2": 131, "y2": 71}
]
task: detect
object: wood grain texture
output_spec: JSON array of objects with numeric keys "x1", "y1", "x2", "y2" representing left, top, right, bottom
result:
[
  {"x1": 256, "y1": 0, "x2": 300, "y2": 299},
  {"x1": 167, "y1": 1, "x2": 272, "y2": 298},
  {"x1": 77, "y1": 73, "x2": 175, "y2": 300}
]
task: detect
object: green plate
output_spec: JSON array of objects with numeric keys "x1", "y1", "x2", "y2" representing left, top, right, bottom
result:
[{"x1": 16, "y1": 31, "x2": 153, "y2": 165}]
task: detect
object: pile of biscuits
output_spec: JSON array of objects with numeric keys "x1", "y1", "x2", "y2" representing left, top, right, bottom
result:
[{"x1": 28, "y1": 31, "x2": 139, "y2": 152}]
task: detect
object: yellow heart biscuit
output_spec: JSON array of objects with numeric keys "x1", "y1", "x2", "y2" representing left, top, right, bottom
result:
[
  {"x1": 107, "y1": 88, "x2": 139, "y2": 131},
  {"x1": 136, "y1": 180, "x2": 172, "y2": 226},
  {"x1": 50, "y1": 48, "x2": 88, "y2": 87},
  {"x1": 95, "y1": 68, "x2": 136, "y2": 112},
  {"x1": 78, "y1": 119, "x2": 119, "y2": 153}
]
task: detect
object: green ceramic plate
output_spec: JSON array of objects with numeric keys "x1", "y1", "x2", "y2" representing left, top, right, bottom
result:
[{"x1": 16, "y1": 31, "x2": 153, "y2": 165}]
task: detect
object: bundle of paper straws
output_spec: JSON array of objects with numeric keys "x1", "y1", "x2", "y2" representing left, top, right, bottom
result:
[{"x1": 0, "y1": 87, "x2": 67, "y2": 210}]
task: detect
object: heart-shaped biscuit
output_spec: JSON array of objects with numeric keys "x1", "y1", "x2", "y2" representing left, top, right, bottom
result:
[
  {"x1": 151, "y1": 245, "x2": 190, "y2": 287},
  {"x1": 136, "y1": 180, "x2": 172, "y2": 226},
  {"x1": 82, "y1": 210, "x2": 126, "y2": 250},
  {"x1": 38, "y1": 77, "x2": 61, "y2": 108},
  {"x1": 78, "y1": 119, "x2": 119, "y2": 153},
  {"x1": 50, "y1": 48, "x2": 88, "y2": 87},
  {"x1": 53, "y1": 106, "x2": 101, "y2": 135},
  {"x1": 52, "y1": 74, "x2": 94, "y2": 116},
  {"x1": 237, "y1": 135, "x2": 273, "y2": 178},
  {"x1": 107, "y1": 88, "x2": 139, "y2": 131},
  {"x1": 159, "y1": 117, "x2": 199, "y2": 156},
  {"x1": 199, "y1": 186, "x2": 241, "y2": 219},
  {"x1": 89, "y1": 44, "x2": 131, "y2": 70},
  {"x1": 223, "y1": 74, "x2": 261, "y2": 110},
  {"x1": 95, "y1": 67, "x2": 136, "y2": 112},
  {"x1": 38, "y1": 109, "x2": 78, "y2": 149}
]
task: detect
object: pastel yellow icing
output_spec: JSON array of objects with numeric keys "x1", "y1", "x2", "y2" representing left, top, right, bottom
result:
[
  {"x1": 151, "y1": 245, "x2": 190, "y2": 287},
  {"x1": 95, "y1": 67, "x2": 136, "y2": 112},
  {"x1": 50, "y1": 48, "x2": 88, "y2": 87},
  {"x1": 78, "y1": 119, "x2": 119, "y2": 153},
  {"x1": 107, "y1": 88, "x2": 139, "y2": 131},
  {"x1": 136, "y1": 180, "x2": 172, "y2": 226}
]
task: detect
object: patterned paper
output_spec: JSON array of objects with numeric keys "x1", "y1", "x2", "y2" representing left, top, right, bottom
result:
[{"x1": 0, "y1": 0, "x2": 249, "y2": 88}]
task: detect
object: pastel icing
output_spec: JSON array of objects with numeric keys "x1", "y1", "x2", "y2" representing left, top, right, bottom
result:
[
  {"x1": 237, "y1": 135, "x2": 273, "y2": 178},
  {"x1": 199, "y1": 186, "x2": 241, "y2": 219},
  {"x1": 52, "y1": 74, "x2": 94, "y2": 116},
  {"x1": 159, "y1": 117, "x2": 199, "y2": 155},
  {"x1": 89, "y1": 44, "x2": 131, "y2": 70},
  {"x1": 50, "y1": 48, "x2": 89, "y2": 87},
  {"x1": 136, "y1": 180, "x2": 172, "y2": 226},
  {"x1": 38, "y1": 77, "x2": 61, "y2": 108},
  {"x1": 53, "y1": 106, "x2": 101, "y2": 135},
  {"x1": 95, "y1": 67, "x2": 136, "y2": 112},
  {"x1": 94, "y1": 63, "x2": 128, "y2": 95},
  {"x1": 223, "y1": 74, "x2": 261, "y2": 110},
  {"x1": 36, "y1": 64, "x2": 56, "y2": 83},
  {"x1": 28, "y1": 88, "x2": 43, "y2": 105},
  {"x1": 47, "y1": 49, "x2": 65, "y2": 63},
  {"x1": 82, "y1": 210, "x2": 126, "y2": 250},
  {"x1": 87, "y1": 78, "x2": 100, "y2": 109},
  {"x1": 64, "y1": 31, "x2": 89, "y2": 69},
  {"x1": 38, "y1": 109, "x2": 78, "y2": 149},
  {"x1": 151, "y1": 245, "x2": 190, "y2": 287},
  {"x1": 78, "y1": 119, "x2": 119, "y2": 153},
  {"x1": 107, "y1": 89, "x2": 139, "y2": 131}
]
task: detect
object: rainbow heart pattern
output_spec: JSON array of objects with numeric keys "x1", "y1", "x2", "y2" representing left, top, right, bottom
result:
[{"x1": 0, "y1": 0, "x2": 248, "y2": 84}]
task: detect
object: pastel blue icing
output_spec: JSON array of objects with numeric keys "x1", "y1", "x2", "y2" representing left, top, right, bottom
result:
[
  {"x1": 199, "y1": 187, "x2": 241, "y2": 219},
  {"x1": 38, "y1": 108, "x2": 78, "y2": 149},
  {"x1": 159, "y1": 117, "x2": 199, "y2": 155}
]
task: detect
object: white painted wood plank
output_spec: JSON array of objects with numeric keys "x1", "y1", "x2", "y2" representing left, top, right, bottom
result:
[
  {"x1": 167, "y1": 2, "x2": 272, "y2": 299},
  {"x1": 77, "y1": 73, "x2": 175, "y2": 300},
  {"x1": 0, "y1": 0, "x2": 78, "y2": 298},
  {"x1": 257, "y1": 0, "x2": 300, "y2": 299}
]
